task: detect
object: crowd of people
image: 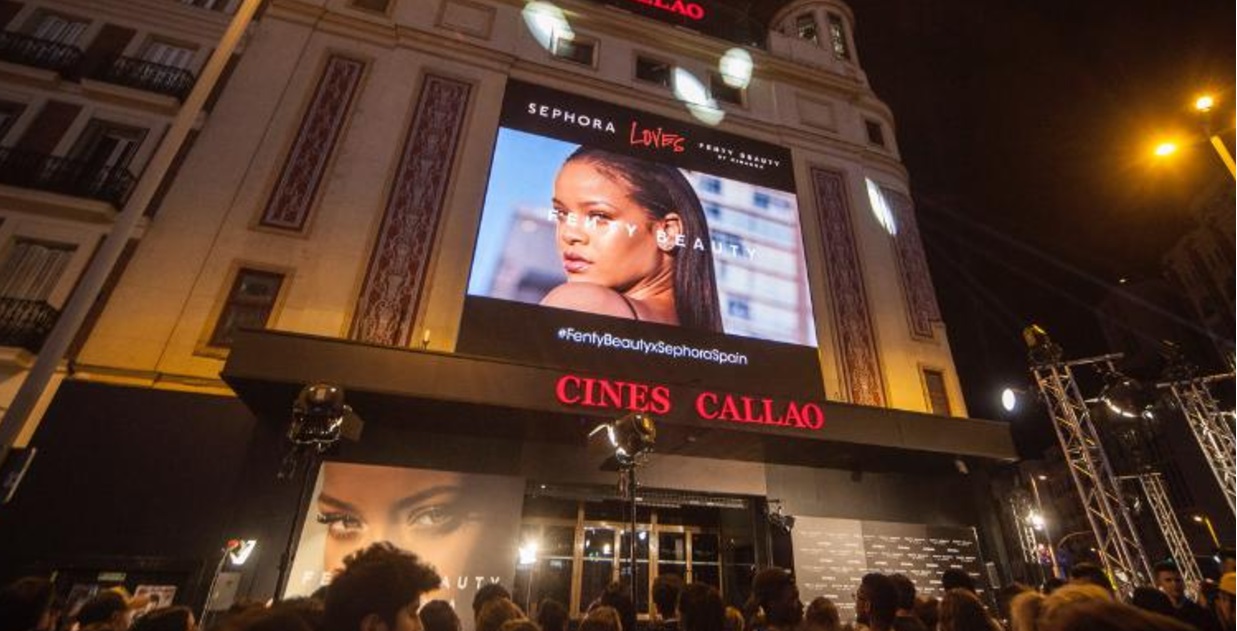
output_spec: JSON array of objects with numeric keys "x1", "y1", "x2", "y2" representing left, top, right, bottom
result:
[{"x1": 1, "y1": 543, "x2": 1234, "y2": 631}]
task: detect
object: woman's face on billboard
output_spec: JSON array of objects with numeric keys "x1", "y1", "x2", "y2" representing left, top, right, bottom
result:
[
  {"x1": 552, "y1": 159, "x2": 679, "y2": 292},
  {"x1": 316, "y1": 464, "x2": 483, "y2": 579}
]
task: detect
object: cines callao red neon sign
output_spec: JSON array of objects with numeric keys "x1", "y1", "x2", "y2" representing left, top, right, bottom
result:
[
  {"x1": 554, "y1": 374, "x2": 825, "y2": 431},
  {"x1": 629, "y1": 0, "x2": 706, "y2": 21}
]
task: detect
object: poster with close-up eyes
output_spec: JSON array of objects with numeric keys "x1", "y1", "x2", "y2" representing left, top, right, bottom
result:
[
  {"x1": 459, "y1": 80, "x2": 822, "y2": 398},
  {"x1": 284, "y1": 461, "x2": 526, "y2": 627}
]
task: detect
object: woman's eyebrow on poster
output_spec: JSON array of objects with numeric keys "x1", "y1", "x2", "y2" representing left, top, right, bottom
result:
[{"x1": 387, "y1": 485, "x2": 466, "y2": 514}]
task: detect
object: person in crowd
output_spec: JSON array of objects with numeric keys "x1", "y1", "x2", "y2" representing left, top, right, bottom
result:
[
  {"x1": 498, "y1": 620, "x2": 538, "y2": 631},
  {"x1": 938, "y1": 589, "x2": 1000, "y2": 631},
  {"x1": 541, "y1": 147, "x2": 724, "y2": 332},
  {"x1": 271, "y1": 597, "x2": 326, "y2": 631},
  {"x1": 1009, "y1": 582, "x2": 1111, "y2": 631},
  {"x1": 910, "y1": 597, "x2": 938, "y2": 631},
  {"x1": 473, "y1": 586, "x2": 513, "y2": 625},
  {"x1": 0, "y1": 577, "x2": 55, "y2": 631},
  {"x1": 1219, "y1": 550, "x2": 1236, "y2": 577},
  {"x1": 1049, "y1": 599, "x2": 1193, "y2": 631},
  {"x1": 1132, "y1": 587, "x2": 1177, "y2": 619},
  {"x1": 677, "y1": 583, "x2": 724, "y2": 631},
  {"x1": 534, "y1": 600, "x2": 566, "y2": 631},
  {"x1": 131, "y1": 607, "x2": 195, "y2": 631},
  {"x1": 887, "y1": 575, "x2": 926, "y2": 631},
  {"x1": 418, "y1": 602, "x2": 459, "y2": 631},
  {"x1": 652, "y1": 574, "x2": 684, "y2": 631},
  {"x1": 994, "y1": 583, "x2": 1031, "y2": 628},
  {"x1": 855, "y1": 574, "x2": 899, "y2": 631},
  {"x1": 323, "y1": 542, "x2": 441, "y2": 631},
  {"x1": 722, "y1": 607, "x2": 744, "y2": 631},
  {"x1": 578, "y1": 607, "x2": 621, "y2": 631},
  {"x1": 1066, "y1": 563, "x2": 1113, "y2": 593},
  {"x1": 76, "y1": 590, "x2": 147, "y2": 631},
  {"x1": 746, "y1": 568, "x2": 803, "y2": 631},
  {"x1": 476, "y1": 600, "x2": 524, "y2": 631},
  {"x1": 598, "y1": 584, "x2": 635, "y2": 631},
  {"x1": 1153, "y1": 561, "x2": 1219, "y2": 631},
  {"x1": 940, "y1": 570, "x2": 977, "y2": 595},
  {"x1": 1214, "y1": 573, "x2": 1235, "y2": 629},
  {"x1": 801, "y1": 598, "x2": 839, "y2": 631}
]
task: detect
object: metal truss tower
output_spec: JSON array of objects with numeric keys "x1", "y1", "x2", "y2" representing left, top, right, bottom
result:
[
  {"x1": 1123, "y1": 472, "x2": 1203, "y2": 594},
  {"x1": 1164, "y1": 374, "x2": 1236, "y2": 514},
  {"x1": 1028, "y1": 344, "x2": 1151, "y2": 594},
  {"x1": 1010, "y1": 492, "x2": 1041, "y2": 578}
]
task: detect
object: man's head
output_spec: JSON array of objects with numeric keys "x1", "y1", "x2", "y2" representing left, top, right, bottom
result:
[
  {"x1": 471, "y1": 585, "x2": 511, "y2": 621},
  {"x1": 418, "y1": 601, "x2": 459, "y2": 631},
  {"x1": 652, "y1": 574, "x2": 683, "y2": 620},
  {"x1": 324, "y1": 542, "x2": 442, "y2": 631},
  {"x1": 0, "y1": 577, "x2": 55, "y2": 631},
  {"x1": 855, "y1": 574, "x2": 898, "y2": 628},
  {"x1": 535, "y1": 599, "x2": 567, "y2": 631},
  {"x1": 939, "y1": 569, "x2": 976, "y2": 594},
  {"x1": 888, "y1": 574, "x2": 916, "y2": 614},
  {"x1": 76, "y1": 592, "x2": 132, "y2": 631},
  {"x1": 1068, "y1": 563, "x2": 1113, "y2": 593},
  {"x1": 1153, "y1": 561, "x2": 1185, "y2": 603},
  {"x1": 751, "y1": 568, "x2": 803, "y2": 628}
]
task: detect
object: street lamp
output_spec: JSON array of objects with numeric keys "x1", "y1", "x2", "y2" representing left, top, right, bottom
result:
[
  {"x1": 1191, "y1": 513, "x2": 1220, "y2": 549},
  {"x1": 1153, "y1": 141, "x2": 1179, "y2": 157},
  {"x1": 1192, "y1": 92, "x2": 1236, "y2": 178}
]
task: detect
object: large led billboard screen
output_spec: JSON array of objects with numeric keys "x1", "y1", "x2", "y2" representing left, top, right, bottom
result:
[{"x1": 458, "y1": 80, "x2": 822, "y2": 398}]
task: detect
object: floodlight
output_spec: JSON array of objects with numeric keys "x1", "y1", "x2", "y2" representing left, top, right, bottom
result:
[
  {"x1": 289, "y1": 383, "x2": 350, "y2": 451},
  {"x1": 591, "y1": 412, "x2": 657, "y2": 466},
  {"x1": 1099, "y1": 372, "x2": 1154, "y2": 420},
  {"x1": 1001, "y1": 387, "x2": 1018, "y2": 413}
]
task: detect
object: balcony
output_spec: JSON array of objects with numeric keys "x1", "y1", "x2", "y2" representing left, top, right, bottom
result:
[
  {"x1": 88, "y1": 56, "x2": 196, "y2": 101},
  {"x1": 0, "y1": 31, "x2": 83, "y2": 75},
  {"x1": 0, "y1": 298, "x2": 59, "y2": 354},
  {"x1": 0, "y1": 147, "x2": 136, "y2": 208}
]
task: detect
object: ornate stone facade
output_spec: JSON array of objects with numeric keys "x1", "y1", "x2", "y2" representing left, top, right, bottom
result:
[
  {"x1": 350, "y1": 75, "x2": 472, "y2": 346},
  {"x1": 882, "y1": 187, "x2": 941, "y2": 339}
]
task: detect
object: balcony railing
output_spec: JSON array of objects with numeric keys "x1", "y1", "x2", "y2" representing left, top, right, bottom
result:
[
  {"x1": 0, "y1": 147, "x2": 136, "y2": 207},
  {"x1": 90, "y1": 56, "x2": 196, "y2": 101},
  {"x1": 0, "y1": 31, "x2": 83, "y2": 75},
  {"x1": 0, "y1": 298, "x2": 59, "y2": 354}
]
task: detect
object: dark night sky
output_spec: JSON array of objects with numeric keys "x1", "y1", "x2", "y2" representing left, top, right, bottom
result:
[{"x1": 831, "y1": 0, "x2": 1236, "y2": 455}]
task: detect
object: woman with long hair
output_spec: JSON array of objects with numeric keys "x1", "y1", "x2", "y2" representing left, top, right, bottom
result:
[{"x1": 542, "y1": 147, "x2": 723, "y2": 332}]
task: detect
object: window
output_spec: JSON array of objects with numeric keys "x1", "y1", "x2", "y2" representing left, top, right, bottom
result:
[
  {"x1": 635, "y1": 56, "x2": 672, "y2": 87},
  {"x1": 0, "y1": 239, "x2": 77, "y2": 301},
  {"x1": 794, "y1": 13, "x2": 818, "y2": 44},
  {"x1": 923, "y1": 369, "x2": 951, "y2": 416},
  {"x1": 700, "y1": 177, "x2": 722, "y2": 194},
  {"x1": 69, "y1": 120, "x2": 148, "y2": 172},
  {"x1": 551, "y1": 34, "x2": 595, "y2": 66},
  {"x1": 727, "y1": 298, "x2": 750, "y2": 319},
  {"x1": 0, "y1": 101, "x2": 25, "y2": 141},
  {"x1": 209, "y1": 268, "x2": 285, "y2": 347},
  {"x1": 864, "y1": 119, "x2": 886, "y2": 147},
  {"x1": 28, "y1": 11, "x2": 88, "y2": 45},
  {"x1": 709, "y1": 72, "x2": 743, "y2": 106},
  {"x1": 826, "y1": 13, "x2": 850, "y2": 60},
  {"x1": 142, "y1": 40, "x2": 196, "y2": 70}
]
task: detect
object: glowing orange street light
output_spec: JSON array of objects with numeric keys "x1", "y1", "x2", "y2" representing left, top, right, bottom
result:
[
  {"x1": 1195, "y1": 94, "x2": 1215, "y2": 112},
  {"x1": 1153, "y1": 141, "x2": 1179, "y2": 157}
]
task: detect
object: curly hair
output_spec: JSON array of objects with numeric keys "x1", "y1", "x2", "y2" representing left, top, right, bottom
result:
[{"x1": 324, "y1": 543, "x2": 442, "y2": 631}]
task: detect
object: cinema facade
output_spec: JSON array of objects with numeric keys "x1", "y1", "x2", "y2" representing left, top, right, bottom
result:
[{"x1": 0, "y1": 0, "x2": 1015, "y2": 625}]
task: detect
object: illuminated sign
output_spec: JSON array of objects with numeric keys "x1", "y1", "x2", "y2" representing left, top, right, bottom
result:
[
  {"x1": 553, "y1": 374, "x2": 825, "y2": 431},
  {"x1": 583, "y1": 0, "x2": 764, "y2": 47},
  {"x1": 630, "y1": 0, "x2": 705, "y2": 21},
  {"x1": 458, "y1": 80, "x2": 822, "y2": 400}
]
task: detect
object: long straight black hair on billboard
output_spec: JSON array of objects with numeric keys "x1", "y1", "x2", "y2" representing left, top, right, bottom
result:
[{"x1": 565, "y1": 147, "x2": 723, "y2": 333}]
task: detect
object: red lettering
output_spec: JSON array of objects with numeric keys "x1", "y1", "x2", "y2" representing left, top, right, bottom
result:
[
  {"x1": 718, "y1": 395, "x2": 740, "y2": 421},
  {"x1": 629, "y1": 382, "x2": 650, "y2": 411},
  {"x1": 695, "y1": 392, "x2": 719, "y2": 419},
  {"x1": 784, "y1": 402, "x2": 803, "y2": 427},
  {"x1": 801, "y1": 403, "x2": 825, "y2": 429},
  {"x1": 555, "y1": 375, "x2": 581, "y2": 405},
  {"x1": 597, "y1": 380, "x2": 623, "y2": 409},
  {"x1": 651, "y1": 386, "x2": 672, "y2": 415},
  {"x1": 629, "y1": 122, "x2": 687, "y2": 153}
]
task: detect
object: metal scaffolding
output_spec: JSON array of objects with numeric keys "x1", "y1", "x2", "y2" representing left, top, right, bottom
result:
[
  {"x1": 1123, "y1": 472, "x2": 1203, "y2": 594},
  {"x1": 1029, "y1": 347, "x2": 1151, "y2": 594},
  {"x1": 1164, "y1": 374, "x2": 1236, "y2": 514},
  {"x1": 1010, "y1": 491, "x2": 1042, "y2": 580}
]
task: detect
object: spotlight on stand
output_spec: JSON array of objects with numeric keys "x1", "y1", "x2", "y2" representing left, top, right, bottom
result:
[
  {"x1": 589, "y1": 412, "x2": 657, "y2": 468},
  {"x1": 1099, "y1": 370, "x2": 1155, "y2": 421},
  {"x1": 278, "y1": 383, "x2": 361, "y2": 479},
  {"x1": 589, "y1": 412, "x2": 657, "y2": 604}
]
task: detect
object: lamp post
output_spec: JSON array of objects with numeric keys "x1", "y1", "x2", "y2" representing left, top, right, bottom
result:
[
  {"x1": 1194, "y1": 93, "x2": 1236, "y2": 178},
  {"x1": 1030, "y1": 474, "x2": 1062, "y2": 578},
  {"x1": 1190, "y1": 513, "x2": 1220, "y2": 549}
]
